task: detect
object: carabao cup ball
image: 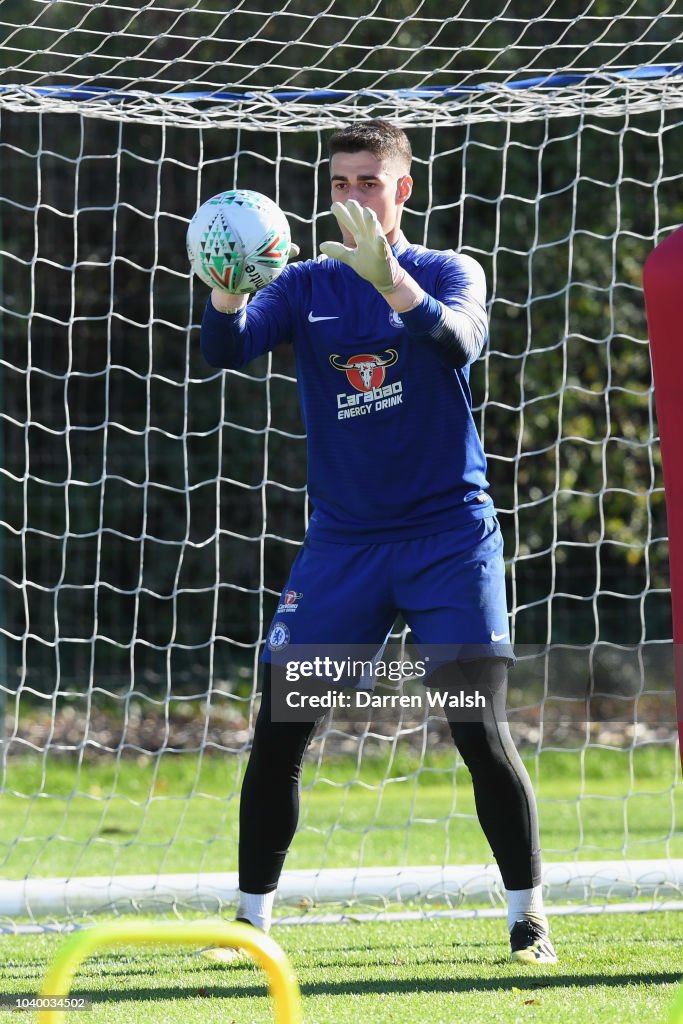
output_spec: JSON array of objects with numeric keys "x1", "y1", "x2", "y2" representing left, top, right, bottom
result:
[{"x1": 187, "y1": 189, "x2": 291, "y2": 294}]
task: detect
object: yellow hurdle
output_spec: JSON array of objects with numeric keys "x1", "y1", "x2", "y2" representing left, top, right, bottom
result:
[
  {"x1": 670, "y1": 978, "x2": 683, "y2": 1024},
  {"x1": 36, "y1": 920, "x2": 302, "y2": 1024}
]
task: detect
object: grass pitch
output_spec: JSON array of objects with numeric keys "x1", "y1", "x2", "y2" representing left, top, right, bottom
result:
[
  {"x1": 0, "y1": 912, "x2": 680, "y2": 1023},
  {"x1": 0, "y1": 744, "x2": 680, "y2": 1020}
]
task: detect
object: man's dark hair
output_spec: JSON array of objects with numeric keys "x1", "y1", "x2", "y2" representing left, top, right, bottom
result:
[{"x1": 328, "y1": 119, "x2": 412, "y2": 172}]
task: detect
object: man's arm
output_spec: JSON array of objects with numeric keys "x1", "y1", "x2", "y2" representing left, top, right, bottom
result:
[
  {"x1": 319, "y1": 201, "x2": 487, "y2": 369},
  {"x1": 395, "y1": 253, "x2": 488, "y2": 369},
  {"x1": 200, "y1": 268, "x2": 298, "y2": 369}
]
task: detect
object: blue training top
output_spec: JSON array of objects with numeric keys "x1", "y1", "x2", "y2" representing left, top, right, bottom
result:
[{"x1": 200, "y1": 233, "x2": 494, "y2": 543}]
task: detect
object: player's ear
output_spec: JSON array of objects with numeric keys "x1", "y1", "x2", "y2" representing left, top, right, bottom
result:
[{"x1": 396, "y1": 174, "x2": 413, "y2": 204}]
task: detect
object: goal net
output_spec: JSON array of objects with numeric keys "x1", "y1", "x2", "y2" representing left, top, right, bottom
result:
[{"x1": 0, "y1": 0, "x2": 682, "y2": 928}]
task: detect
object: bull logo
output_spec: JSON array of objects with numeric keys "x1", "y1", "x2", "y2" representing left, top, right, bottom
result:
[{"x1": 329, "y1": 349, "x2": 398, "y2": 393}]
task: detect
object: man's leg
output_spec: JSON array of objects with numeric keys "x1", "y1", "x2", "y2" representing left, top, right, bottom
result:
[
  {"x1": 237, "y1": 664, "x2": 322, "y2": 930},
  {"x1": 429, "y1": 657, "x2": 557, "y2": 964},
  {"x1": 228, "y1": 533, "x2": 394, "y2": 936},
  {"x1": 397, "y1": 520, "x2": 557, "y2": 963},
  {"x1": 199, "y1": 666, "x2": 321, "y2": 960}
]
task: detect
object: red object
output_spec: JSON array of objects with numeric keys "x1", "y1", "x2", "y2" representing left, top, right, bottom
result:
[{"x1": 643, "y1": 224, "x2": 683, "y2": 768}]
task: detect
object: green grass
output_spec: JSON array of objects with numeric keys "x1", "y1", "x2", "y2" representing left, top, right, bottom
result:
[
  {"x1": 0, "y1": 746, "x2": 680, "y2": 1020},
  {"x1": 0, "y1": 745, "x2": 680, "y2": 879},
  {"x1": 0, "y1": 912, "x2": 680, "y2": 1023}
]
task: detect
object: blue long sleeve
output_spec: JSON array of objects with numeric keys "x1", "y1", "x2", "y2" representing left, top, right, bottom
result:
[
  {"x1": 200, "y1": 301, "x2": 249, "y2": 368},
  {"x1": 200, "y1": 264, "x2": 303, "y2": 368},
  {"x1": 398, "y1": 254, "x2": 488, "y2": 368}
]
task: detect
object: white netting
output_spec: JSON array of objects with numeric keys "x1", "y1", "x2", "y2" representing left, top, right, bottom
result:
[
  {"x1": 0, "y1": 1, "x2": 681, "y2": 925},
  {"x1": 0, "y1": 1, "x2": 682, "y2": 128}
]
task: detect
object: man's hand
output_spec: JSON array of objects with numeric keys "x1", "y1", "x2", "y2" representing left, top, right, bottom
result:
[
  {"x1": 320, "y1": 201, "x2": 424, "y2": 313},
  {"x1": 319, "y1": 201, "x2": 404, "y2": 293},
  {"x1": 211, "y1": 289, "x2": 248, "y2": 313}
]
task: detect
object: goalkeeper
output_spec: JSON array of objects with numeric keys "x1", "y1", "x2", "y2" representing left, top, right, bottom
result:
[{"x1": 200, "y1": 119, "x2": 557, "y2": 965}]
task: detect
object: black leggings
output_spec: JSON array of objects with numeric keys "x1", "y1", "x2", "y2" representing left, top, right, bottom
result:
[{"x1": 238, "y1": 659, "x2": 541, "y2": 893}]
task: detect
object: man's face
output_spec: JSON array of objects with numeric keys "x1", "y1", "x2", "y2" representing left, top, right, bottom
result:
[{"x1": 329, "y1": 149, "x2": 412, "y2": 244}]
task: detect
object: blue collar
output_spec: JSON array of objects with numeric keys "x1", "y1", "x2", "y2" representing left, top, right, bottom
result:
[{"x1": 391, "y1": 233, "x2": 410, "y2": 257}]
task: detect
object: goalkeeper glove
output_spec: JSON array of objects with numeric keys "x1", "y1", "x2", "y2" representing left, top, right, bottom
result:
[
  {"x1": 320, "y1": 201, "x2": 424, "y2": 313},
  {"x1": 319, "y1": 201, "x2": 404, "y2": 292}
]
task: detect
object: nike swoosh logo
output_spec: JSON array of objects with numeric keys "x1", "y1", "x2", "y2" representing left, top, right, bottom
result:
[
  {"x1": 308, "y1": 312, "x2": 340, "y2": 322},
  {"x1": 491, "y1": 631, "x2": 509, "y2": 642}
]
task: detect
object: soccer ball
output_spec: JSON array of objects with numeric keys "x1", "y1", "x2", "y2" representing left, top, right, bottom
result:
[{"x1": 186, "y1": 189, "x2": 291, "y2": 294}]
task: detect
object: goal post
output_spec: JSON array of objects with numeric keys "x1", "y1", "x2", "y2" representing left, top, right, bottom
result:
[{"x1": 0, "y1": 1, "x2": 682, "y2": 928}]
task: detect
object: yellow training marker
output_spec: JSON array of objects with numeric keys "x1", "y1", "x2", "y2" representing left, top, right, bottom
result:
[
  {"x1": 670, "y1": 978, "x2": 683, "y2": 1024},
  {"x1": 36, "y1": 920, "x2": 302, "y2": 1023}
]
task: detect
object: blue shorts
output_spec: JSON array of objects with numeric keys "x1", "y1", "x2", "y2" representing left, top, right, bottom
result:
[{"x1": 263, "y1": 515, "x2": 512, "y2": 670}]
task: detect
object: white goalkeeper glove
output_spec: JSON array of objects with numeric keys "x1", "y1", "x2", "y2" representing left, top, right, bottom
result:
[
  {"x1": 319, "y1": 201, "x2": 404, "y2": 292},
  {"x1": 211, "y1": 243, "x2": 300, "y2": 314}
]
